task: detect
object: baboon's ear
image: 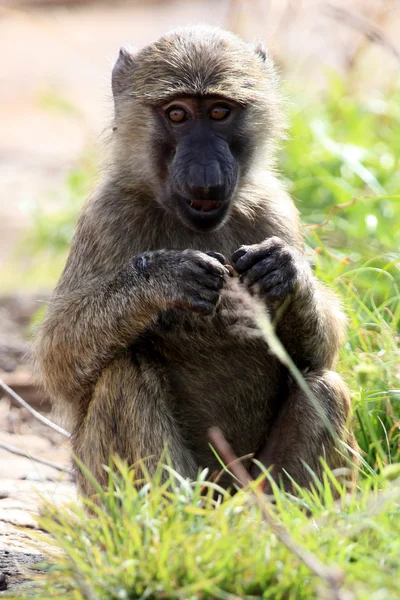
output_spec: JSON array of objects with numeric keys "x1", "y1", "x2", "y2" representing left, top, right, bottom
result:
[
  {"x1": 112, "y1": 47, "x2": 137, "y2": 97},
  {"x1": 254, "y1": 41, "x2": 267, "y2": 62}
]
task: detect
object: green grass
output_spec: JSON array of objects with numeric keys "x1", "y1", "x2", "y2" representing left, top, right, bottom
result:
[
  {"x1": 7, "y1": 76, "x2": 400, "y2": 598},
  {"x1": 29, "y1": 462, "x2": 400, "y2": 600}
]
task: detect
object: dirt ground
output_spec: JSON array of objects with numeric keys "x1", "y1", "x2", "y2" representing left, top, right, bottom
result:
[
  {"x1": 0, "y1": 0, "x2": 399, "y2": 594},
  {"x1": 0, "y1": 294, "x2": 74, "y2": 594}
]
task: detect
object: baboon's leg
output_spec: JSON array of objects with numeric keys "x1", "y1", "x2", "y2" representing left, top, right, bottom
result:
[
  {"x1": 250, "y1": 370, "x2": 359, "y2": 491},
  {"x1": 73, "y1": 355, "x2": 198, "y2": 496}
]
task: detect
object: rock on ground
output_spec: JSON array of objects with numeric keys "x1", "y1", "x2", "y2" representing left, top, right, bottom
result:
[{"x1": 0, "y1": 479, "x2": 76, "y2": 595}]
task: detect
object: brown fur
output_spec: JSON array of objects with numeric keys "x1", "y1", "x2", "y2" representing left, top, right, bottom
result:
[{"x1": 33, "y1": 25, "x2": 358, "y2": 495}]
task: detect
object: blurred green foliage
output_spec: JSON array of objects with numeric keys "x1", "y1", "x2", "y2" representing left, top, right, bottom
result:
[
  {"x1": 283, "y1": 74, "x2": 400, "y2": 263},
  {"x1": 28, "y1": 157, "x2": 96, "y2": 256}
]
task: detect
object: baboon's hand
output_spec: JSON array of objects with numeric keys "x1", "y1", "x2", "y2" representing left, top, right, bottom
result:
[
  {"x1": 133, "y1": 250, "x2": 229, "y2": 315},
  {"x1": 231, "y1": 236, "x2": 312, "y2": 301}
]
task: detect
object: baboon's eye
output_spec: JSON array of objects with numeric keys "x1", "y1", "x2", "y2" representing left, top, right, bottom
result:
[
  {"x1": 209, "y1": 104, "x2": 231, "y2": 121},
  {"x1": 167, "y1": 106, "x2": 188, "y2": 123}
]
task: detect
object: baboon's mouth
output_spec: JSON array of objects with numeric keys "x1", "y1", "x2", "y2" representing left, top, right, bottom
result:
[
  {"x1": 177, "y1": 194, "x2": 230, "y2": 232},
  {"x1": 185, "y1": 199, "x2": 222, "y2": 213}
]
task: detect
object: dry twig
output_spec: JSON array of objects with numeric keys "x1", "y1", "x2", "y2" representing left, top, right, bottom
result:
[
  {"x1": 0, "y1": 378, "x2": 70, "y2": 438},
  {"x1": 324, "y1": 3, "x2": 400, "y2": 63},
  {"x1": 0, "y1": 440, "x2": 73, "y2": 475},
  {"x1": 303, "y1": 198, "x2": 357, "y2": 232}
]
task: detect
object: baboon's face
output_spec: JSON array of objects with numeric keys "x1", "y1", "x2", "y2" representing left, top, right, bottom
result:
[{"x1": 153, "y1": 96, "x2": 244, "y2": 233}]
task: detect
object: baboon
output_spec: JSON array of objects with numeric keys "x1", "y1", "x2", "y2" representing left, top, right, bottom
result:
[{"x1": 34, "y1": 25, "x2": 358, "y2": 495}]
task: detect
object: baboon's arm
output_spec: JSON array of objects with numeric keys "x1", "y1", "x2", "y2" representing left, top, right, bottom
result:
[
  {"x1": 34, "y1": 263, "x2": 161, "y2": 406},
  {"x1": 274, "y1": 280, "x2": 345, "y2": 370},
  {"x1": 232, "y1": 236, "x2": 345, "y2": 371}
]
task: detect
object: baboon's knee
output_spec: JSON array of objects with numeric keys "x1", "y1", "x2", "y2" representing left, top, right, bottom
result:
[
  {"x1": 305, "y1": 370, "x2": 351, "y2": 423},
  {"x1": 305, "y1": 370, "x2": 359, "y2": 476}
]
